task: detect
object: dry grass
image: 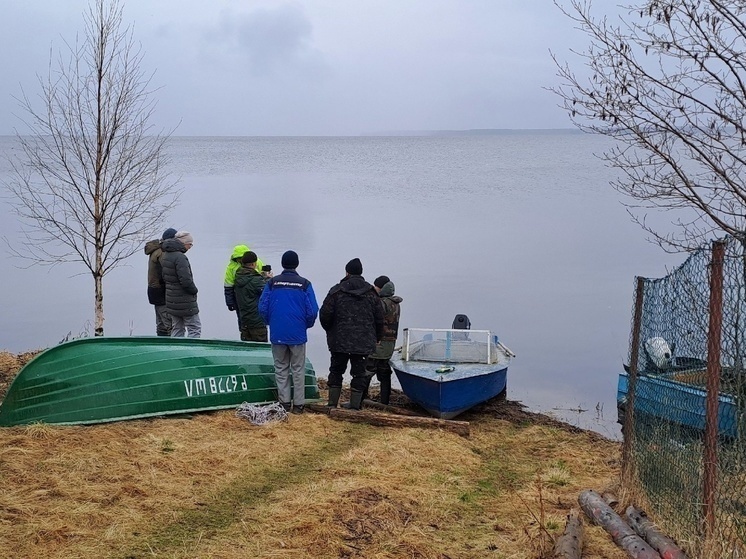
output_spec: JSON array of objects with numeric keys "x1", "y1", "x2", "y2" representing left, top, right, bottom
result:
[
  {"x1": 0, "y1": 350, "x2": 40, "y2": 400},
  {"x1": 0, "y1": 352, "x2": 635, "y2": 559}
]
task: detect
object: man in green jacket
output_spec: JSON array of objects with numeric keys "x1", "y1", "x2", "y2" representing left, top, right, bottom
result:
[
  {"x1": 224, "y1": 244, "x2": 265, "y2": 333},
  {"x1": 234, "y1": 251, "x2": 268, "y2": 342}
]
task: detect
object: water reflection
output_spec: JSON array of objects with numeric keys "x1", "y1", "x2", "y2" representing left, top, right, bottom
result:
[{"x1": 0, "y1": 134, "x2": 684, "y2": 438}]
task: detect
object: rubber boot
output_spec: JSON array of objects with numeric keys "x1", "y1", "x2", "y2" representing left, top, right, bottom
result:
[
  {"x1": 379, "y1": 376, "x2": 391, "y2": 406},
  {"x1": 361, "y1": 375, "x2": 372, "y2": 403},
  {"x1": 344, "y1": 390, "x2": 364, "y2": 411},
  {"x1": 327, "y1": 386, "x2": 342, "y2": 408}
]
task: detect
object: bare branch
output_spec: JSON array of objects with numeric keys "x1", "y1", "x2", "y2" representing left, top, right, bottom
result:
[
  {"x1": 3, "y1": 0, "x2": 180, "y2": 335},
  {"x1": 551, "y1": 0, "x2": 746, "y2": 251}
]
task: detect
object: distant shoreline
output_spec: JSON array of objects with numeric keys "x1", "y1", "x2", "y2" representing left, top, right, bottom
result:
[
  {"x1": 0, "y1": 129, "x2": 583, "y2": 139},
  {"x1": 361, "y1": 128, "x2": 582, "y2": 137}
]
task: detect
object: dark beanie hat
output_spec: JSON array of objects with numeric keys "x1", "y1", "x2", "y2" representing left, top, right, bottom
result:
[
  {"x1": 162, "y1": 227, "x2": 177, "y2": 240},
  {"x1": 345, "y1": 258, "x2": 363, "y2": 276},
  {"x1": 281, "y1": 250, "x2": 299, "y2": 269},
  {"x1": 374, "y1": 275, "x2": 390, "y2": 289},
  {"x1": 242, "y1": 250, "x2": 258, "y2": 264}
]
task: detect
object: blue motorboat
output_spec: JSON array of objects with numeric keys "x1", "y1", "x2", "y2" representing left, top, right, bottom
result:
[
  {"x1": 390, "y1": 315, "x2": 514, "y2": 419},
  {"x1": 617, "y1": 370, "x2": 739, "y2": 439}
]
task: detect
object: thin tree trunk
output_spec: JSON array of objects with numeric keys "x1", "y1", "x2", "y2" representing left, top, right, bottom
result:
[{"x1": 94, "y1": 272, "x2": 104, "y2": 336}]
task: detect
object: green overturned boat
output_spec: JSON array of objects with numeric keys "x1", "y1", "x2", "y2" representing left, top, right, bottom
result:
[{"x1": 0, "y1": 337, "x2": 320, "y2": 426}]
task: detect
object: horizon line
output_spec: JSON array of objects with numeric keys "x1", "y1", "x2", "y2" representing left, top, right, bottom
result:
[{"x1": 0, "y1": 127, "x2": 581, "y2": 139}]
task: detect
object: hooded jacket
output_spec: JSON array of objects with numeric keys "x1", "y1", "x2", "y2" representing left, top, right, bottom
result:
[
  {"x1": 320, "y1": 275, "x2": 384, "y2": 355},
  {"x1": 161, "y1": 237, "x2": 199, "y2": 317},
  {"x1": 259, "y1": 269, "x2": 318, "y2": 345},
  {"x1": 234, "y1": 264, "x2": 267, "y2": 330},
  {"x1": 224, "y1": 245, "x2": 265, "y2": 308},
  {"x1": 144, "y1": 239, "x2": 166, "y2": 306},
  {"x1": 369, "y1": 281, "x2": 403, "y2": 360}
]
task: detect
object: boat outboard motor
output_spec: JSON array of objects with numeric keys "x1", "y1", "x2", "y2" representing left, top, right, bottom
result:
[
  {"x1": 643, "y1": 336, "x2": 672, "y2": 374},
  {"x1": 452, "y1": 314, "x2": 471, "y2": 340},
  {"x1": 452, "y1": 314, "x2": 471, "y2": 330}
]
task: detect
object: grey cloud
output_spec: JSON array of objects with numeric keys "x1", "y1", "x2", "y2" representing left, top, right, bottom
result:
[{"x1": 204, "y1": 4, "x2": 327, "y2": 78}]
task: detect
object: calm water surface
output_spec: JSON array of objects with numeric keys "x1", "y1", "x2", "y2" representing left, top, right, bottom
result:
[{"x1": 0, "y1": 133, "x2": 683, "y2": 437}]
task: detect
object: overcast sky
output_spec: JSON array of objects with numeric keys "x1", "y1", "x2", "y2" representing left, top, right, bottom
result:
[{"x1": 0, "y1": 1, "x2": 590, "y2": 136}]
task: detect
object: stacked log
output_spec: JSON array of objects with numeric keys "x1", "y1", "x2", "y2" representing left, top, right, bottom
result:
[
  {"x1": 626, "y1": 506, "x2": 690, "y2": 559},
  {"x1": 578, "y1": 490, "x2": 661, "y2": 558}
]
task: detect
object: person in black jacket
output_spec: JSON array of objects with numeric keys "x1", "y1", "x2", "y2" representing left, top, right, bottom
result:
[
  {"x1": 319, "y1": 258, "x2": 384, "y2": 409},
  {"x1": 161, "y1": 231, "x2": 201, "y2": 338}
]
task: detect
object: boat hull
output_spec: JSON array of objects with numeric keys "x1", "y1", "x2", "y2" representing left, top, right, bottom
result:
[
  {"x1": 391, "y1": 358, "x2": 508, "y2": 419},
  {"x1": 0, "y1": 337, "x2": 320, "y2": 426},
  {"x1": 616, "y1": 371, "x2": 739, "y2": 439}
]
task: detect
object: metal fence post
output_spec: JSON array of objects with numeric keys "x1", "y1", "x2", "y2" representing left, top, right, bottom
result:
[
  {"x1": 703, "y1": 239, "x2": 725, "y2": 541},
  {"x1": 622, "y1": 276, "x2": 645, "y2": 485}
]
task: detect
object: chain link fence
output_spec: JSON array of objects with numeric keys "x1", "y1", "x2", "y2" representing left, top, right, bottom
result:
[{"x1": 621, "y1": 236, "x2": 746, "y2": 556}]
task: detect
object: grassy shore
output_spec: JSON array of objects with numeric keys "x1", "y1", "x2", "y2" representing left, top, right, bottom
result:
[{"x1": 0, "y1": 351, "x2": 627, "y2": 558}]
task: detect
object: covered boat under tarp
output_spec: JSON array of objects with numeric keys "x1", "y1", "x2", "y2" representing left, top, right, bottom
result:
[{"x1": 0, "y1": 337, "x2": 320, "y2": 426}]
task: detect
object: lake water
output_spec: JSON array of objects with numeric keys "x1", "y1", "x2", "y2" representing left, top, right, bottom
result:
[{"x1": 0, "y1": 132, "x2": 684, "y2": 438}]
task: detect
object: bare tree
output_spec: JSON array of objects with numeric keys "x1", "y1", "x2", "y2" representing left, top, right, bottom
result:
[
  {"x1": 552, "y1": 0, "x2": 746, "y2": 251},
  {"x1": 7, "y1": 0, "x2": 179, "y2": 336}
]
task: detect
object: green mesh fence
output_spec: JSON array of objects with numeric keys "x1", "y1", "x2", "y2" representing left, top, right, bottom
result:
[{"x1": 623, "y1": 236, "x2": 746, "y2": 555}]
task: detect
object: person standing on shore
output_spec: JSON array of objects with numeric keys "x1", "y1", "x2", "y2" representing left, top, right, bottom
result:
[
  {"x1": 319, "y1": 258, "x2": 384, "y2": 410},
  {"x1": 259, "y1": 250, "x2": 318, "y2": 414},
  {"x1": 144, "y1": 227, "x2": 177, "y2": 336},
  {"x1": 235, "y1": 251, "x2": 268, "y2": 342},
  {"x1": 224, "y1": 244, "x2": 265, "y2": 334},
  {"x1": 161, "y1": 231, "x2": 201, "y2": 338},
  {"x1": 362, "y1": 275, "x2": 402, "y2": 405}
]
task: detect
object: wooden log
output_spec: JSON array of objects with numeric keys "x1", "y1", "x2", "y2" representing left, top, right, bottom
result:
[
  {"x1": 602, "y1": 491, "x2": 619, "y2": 508},
  {"x1": 578, "y1": 490, "x2": 661, "y2": 559},
  {"x1": 361, "y1": 399, "x2": 422, "y2": 416},
  {"x1": 625, "y1": 506, "x2": 690, "y2": 559},
  {"x1": 327, "y1": 407, "x2": 470, "y2": 437},
  {"x1": 553, "y1": 508, "x2": 583, "y2": 559},
  {"x1": 306, "y1": 403, "x2": 331, "y2": 415}
]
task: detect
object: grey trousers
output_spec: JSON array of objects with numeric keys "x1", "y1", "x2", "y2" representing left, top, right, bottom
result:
[
  {"x1": 154, "y1": 305, "x2": 172, "y2": 336},
  {"x1": 171, "y1": 313, "x2": 202, "y2": 338},
  {"x1": 272, "y1": 344, "x2": 306, "y2": 406}
]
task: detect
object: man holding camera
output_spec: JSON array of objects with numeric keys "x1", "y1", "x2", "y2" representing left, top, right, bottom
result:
[
  {"x1": 234, "y1": 251, "x2": 269, "y2": 342},
  {"x1": 224, "y1": 244, "x2": 266, "y2": 333},
  {"x1": 259, "y1": 250, "x2": 319, "y2": 414}
]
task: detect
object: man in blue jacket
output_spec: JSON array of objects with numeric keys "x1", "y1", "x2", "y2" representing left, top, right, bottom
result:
[{"x1": 259, "y1": 250, "x2": 319, "y2": 414}]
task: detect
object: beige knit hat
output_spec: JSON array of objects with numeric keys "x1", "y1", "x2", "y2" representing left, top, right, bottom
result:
[{"x1": 175, "y1": 231, "x2": 194, "y2": 245}]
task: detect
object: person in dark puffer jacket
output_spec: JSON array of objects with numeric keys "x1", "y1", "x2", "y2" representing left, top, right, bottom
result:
[
  {"x1": 144, "y1": 227, "x2": 177, "y2": 336},
  {"x1": 161, "y1": 231, "x2": 201, "y2": 338},
  {"x1": 319, "y1": 258, "x2": 384, "y2": 410}
]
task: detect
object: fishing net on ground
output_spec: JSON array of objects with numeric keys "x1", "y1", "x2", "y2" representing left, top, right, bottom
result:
[{"x1": 236, "y1": 402, "x2": 288, "y2": 425}]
